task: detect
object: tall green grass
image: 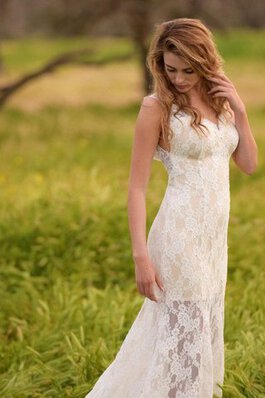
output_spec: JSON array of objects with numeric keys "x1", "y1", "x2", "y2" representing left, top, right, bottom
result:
[{"x1": 0, "y1": 33, "x2": 265, "y2": 397}]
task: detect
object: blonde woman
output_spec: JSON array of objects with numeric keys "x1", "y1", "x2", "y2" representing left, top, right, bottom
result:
[{"x1": 85, "y1": 18, "x2": 257, "y2": 398}]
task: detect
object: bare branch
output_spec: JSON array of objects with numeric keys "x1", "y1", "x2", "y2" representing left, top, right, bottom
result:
[{"x1": 0, "y1": 48, "x2": 132, "y2": 108}]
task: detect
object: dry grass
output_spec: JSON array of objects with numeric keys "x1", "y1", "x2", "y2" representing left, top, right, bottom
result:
[{"x1": 1, "y1": 59, "x2": 263, "y2": 112}]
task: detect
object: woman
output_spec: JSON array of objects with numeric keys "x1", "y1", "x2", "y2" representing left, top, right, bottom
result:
[{"x1": 85, "y1": 18, "x2": 258, "y2": 398}]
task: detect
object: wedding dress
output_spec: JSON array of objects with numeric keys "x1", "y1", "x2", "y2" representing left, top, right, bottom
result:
[{"x1": 85, "y1": 94, "x2": 239, "y2": 398}]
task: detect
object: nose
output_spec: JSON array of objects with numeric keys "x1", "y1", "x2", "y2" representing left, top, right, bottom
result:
[{"x1": 175, "y1": 75, "x2": 185, "y2": 84}]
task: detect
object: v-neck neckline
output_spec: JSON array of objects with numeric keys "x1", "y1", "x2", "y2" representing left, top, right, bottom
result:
[
  {"x1": 175, "y1": 109, "x2": 222, "y2": 130},
  {"x1": 201, "y1": 116, "x2": 221, "y2": 130},
  {"x1": 149, "y1": 95, "x2": 222, "y2": 128}
]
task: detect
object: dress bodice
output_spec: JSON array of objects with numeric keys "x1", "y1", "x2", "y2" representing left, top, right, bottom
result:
[
  {"x1": 151, "y1": 101, "x2": 239, "y2": 191},
  {"x1": 154, "y1": 106, "x2": 239, "y2": 162}
]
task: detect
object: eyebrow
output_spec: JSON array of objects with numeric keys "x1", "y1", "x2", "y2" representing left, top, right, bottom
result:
[{"x1": 165, "y1": 64, "x2": 192, "y2": 70}]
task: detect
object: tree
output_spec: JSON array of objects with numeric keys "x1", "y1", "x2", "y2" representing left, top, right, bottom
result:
[
  {"x1": 0, "y1": 0, "x2": 9, "y2": 72},
  {"x1": 43, "y1": 0, "x2": 154, "y2": 92},
  {"x1": 0, "y1": 48, "x2": 132, "y2": 108}
]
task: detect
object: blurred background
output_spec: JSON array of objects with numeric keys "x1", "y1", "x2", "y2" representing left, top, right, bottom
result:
[{"x1": 0, "y1": 1, "x2": 264, "y2": 397}]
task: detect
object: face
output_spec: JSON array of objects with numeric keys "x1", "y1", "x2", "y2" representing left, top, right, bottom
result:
[{"x1": 163, "y1": 51, "x2": 201, "y2": 95}]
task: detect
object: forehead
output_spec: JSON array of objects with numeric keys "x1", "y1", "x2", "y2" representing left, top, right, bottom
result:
[{"x1": 163, "y1": 51, "x2": 191, "y2": 68}]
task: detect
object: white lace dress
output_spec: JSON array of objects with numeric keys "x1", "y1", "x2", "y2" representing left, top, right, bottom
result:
[{"x1": 85, "y1": 95, "x2": 239, "y2": 398}]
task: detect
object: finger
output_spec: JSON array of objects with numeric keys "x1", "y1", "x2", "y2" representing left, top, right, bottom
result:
[
  {"x1": 208, "y1": 72, "x2": 230, "y2": 81},
  {"x1": 138, "y1": 282, "x2": 144, "y2": 296},
  {"x1": 208, "y1": 85, "x2": 229, "y2": 93},
  {"x1": 149, "y1": 294, "x2": 157, "y2": 302},
  {"x1": 148, "y1": 286, "x2": 158, "y2": 302},
  {"x1": 155, "y1": 274, "x2": 165, "y2": 292},
  {"x1": 208, "y1": 80, "x2": 231, "y2": 89},
  {"x1": 211, "y1": 91, "x2": 229, "y2": 98},
  {"x1": 207, "y1": 75, "x2": 223, "y2": 81},
  {"x1": 207, "y1": 75, "x2": 232, "y2": 84},
  {"x1": 143, "y1": 282, "x2": 151, "y2": 299},
  {"x1": 219, "y1": 74, "x2": 232, "y2": 83}
]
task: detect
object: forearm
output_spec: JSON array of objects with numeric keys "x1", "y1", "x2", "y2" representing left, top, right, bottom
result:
[
  {"x1": 233, "y1": 107, "x2": 258, "y2": 174},
  {"x1": 127, "y1": 188, "x2": 148, "y2": 260}
]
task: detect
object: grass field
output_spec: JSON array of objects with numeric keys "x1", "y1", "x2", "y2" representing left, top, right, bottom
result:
[{"x1": 0, "y1": 31, "x2": 264, "y2": 397}]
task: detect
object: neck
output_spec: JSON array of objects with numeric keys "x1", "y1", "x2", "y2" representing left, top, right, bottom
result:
[{"x1": 186, "y1": 81, "x2": 203, "y2": 104}]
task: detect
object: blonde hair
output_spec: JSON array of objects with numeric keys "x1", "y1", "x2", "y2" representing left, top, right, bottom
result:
[{"x1": 147, "y1": 18, "x2": 232, "y2": 141}]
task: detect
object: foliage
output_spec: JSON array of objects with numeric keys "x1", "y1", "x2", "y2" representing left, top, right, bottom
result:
[
  {"x1": 1, "y1": 29, "x2": 265, "y2": 75},
  {"x1": 0, "y1": 33, "x2": 264, "y2": 397}
]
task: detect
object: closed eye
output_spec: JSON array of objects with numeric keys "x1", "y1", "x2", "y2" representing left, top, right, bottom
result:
[{"x1": 166, "y1": 68, "x2": 194, "y2": 74}]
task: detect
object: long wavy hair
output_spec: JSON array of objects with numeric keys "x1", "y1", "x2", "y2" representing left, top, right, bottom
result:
[{"x1": 147, "y1": 18, "x2": 233, "y2": 141}]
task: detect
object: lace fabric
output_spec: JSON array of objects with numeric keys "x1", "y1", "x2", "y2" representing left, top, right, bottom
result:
[{"x1": 84, "y1": 95, "x2": 239, "y2": 398}]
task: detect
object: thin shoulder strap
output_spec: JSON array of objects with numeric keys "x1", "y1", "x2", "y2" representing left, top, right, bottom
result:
[
  {"x1": 149, "y1": 93, "x2": 158, "y2": 99},
  {"x1": 148, "y1": 93, "x2": 162, "y2": 105}
]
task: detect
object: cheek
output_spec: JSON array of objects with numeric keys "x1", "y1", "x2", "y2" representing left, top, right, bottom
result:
[
  {"x1": 167, "y1": 72, "x2": 175, "y2": 81},
  {"x1": 192, "y1": 75, "x2": 201, "y2": 84},
  {"x1": 188, "y1": 74, "x2": 200, "y2": 84}
]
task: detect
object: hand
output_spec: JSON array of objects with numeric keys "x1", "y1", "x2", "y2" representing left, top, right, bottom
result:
[
  {"x1": 134, "y1": 255, "x2": 165, "y2": 302},
  {"x1": 207, "y1": 73, "x2": 246, "y2": 115}
]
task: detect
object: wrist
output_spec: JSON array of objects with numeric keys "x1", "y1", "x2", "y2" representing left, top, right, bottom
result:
[
  {"x1": 234, "y1": 103, "x2": 246, "y2": 117},
  {"x1": 132, "y1": 252, "x2": 148, "y2": 262}
]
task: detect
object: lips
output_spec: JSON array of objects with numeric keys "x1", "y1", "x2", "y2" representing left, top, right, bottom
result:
[{"x1": 177, "y1": 85, "x2": 188, "y2": 89}]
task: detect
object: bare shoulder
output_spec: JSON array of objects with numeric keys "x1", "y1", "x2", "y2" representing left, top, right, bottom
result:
[
  {"x1": 137, "y1": 95, "x2": 163, "y2": 123},
  {"x1": 141, "y1": 95, "x2": 163, "y2": 109}
]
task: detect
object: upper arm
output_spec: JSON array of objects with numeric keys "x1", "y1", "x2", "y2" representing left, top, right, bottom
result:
[{"x1": 128, "y1": 96, "x2": 162, "y2": 193}]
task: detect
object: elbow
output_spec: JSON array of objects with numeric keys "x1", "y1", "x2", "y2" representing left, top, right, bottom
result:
[
  {"x1": 233, "y1": 143, "x2": 258, "y2": 176},
  {"x1": 243, "y1": 150, "x2": 258, "y2": 176},
  {"x1": 245, "y1": 161, "x2": 258, "y2": 175},
  {"x1": 245, "y1": 169, "x2": 255, "y2": 176}
]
